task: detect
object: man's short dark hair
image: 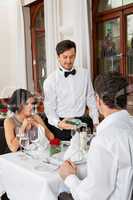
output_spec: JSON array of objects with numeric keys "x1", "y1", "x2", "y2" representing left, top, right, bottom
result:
[
  {"x1": 94, "y1": 71, "x2": 128, "y2": 109},
  {"x1": 56, "y1": 40, "x2": 76, "y2": 56},
  {"x1": 8, "y1": 89, "x2": 33, "y2": 113}
]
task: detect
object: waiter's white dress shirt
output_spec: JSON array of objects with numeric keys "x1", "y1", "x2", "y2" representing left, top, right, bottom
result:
[
  {"x1": 43, "y1": 67, "x2": 99, "y2": 127},
  {"x1": 65, "y1": 110, "x2": 133, "y2": 200}
]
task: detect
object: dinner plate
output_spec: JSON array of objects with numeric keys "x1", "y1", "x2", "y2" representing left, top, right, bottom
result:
[
  {"x1": 34, "y1": 162, "x2": 58, "y2": 172},
  {"x1": 73, "y1": 158, "x2": 86, "y2": 165},
  {"x1": 52, "y1": 152, "x2": 86, "y2": 165}
]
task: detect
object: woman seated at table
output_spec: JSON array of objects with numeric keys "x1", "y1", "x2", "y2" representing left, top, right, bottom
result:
[{"x1": 4, "y1": 89, "x2": 54, "y2": 152}]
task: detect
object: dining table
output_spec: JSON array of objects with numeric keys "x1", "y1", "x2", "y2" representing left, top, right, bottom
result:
[{"x1": 0, "y1": 147, "x2": 87, "y2": 200}]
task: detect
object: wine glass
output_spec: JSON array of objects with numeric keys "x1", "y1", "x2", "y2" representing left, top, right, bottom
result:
[
  {"x1": 29, "y1": 127, "x2": 39, "y2": 150},
  {"x1": 19, "y1": 133, "x2": 29, "y2": 152},
  {"x1": 16, "y1": 128, "x2": 30, "y2": 159}
]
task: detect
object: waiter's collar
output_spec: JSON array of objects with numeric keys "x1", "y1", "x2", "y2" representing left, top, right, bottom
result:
[{"x1": 58, "y1": 65, "x2": 75, "y2": 72}]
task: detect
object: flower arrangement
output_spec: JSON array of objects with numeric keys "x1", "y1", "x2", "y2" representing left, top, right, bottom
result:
[{"x1": 0, "y1": 104, "x2": 8, "y2": 116}]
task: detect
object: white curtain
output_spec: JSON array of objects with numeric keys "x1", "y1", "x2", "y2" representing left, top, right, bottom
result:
[
  {"x1": 76, "y1": 0, "x2": 92, "y2": 77},
  {"x1": 44, "y1": 0, "x2": 92, "y2": 78},
  {"x1": 44, "y1": 0, "x2": 59, "y2": 75},
  {"x1": 0, "y1": 0, "x2": 27, "y2": 98}
]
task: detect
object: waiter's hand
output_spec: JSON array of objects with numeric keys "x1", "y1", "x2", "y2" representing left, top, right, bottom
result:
[
  {"x1": 58, "y1": 119, "x2": 75, "y2": 130},
  {"x1": 58, "y1": 160, "x2": 77, "y2": 180}
]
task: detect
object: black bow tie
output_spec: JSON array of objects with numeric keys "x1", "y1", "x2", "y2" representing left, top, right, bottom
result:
[{"x1": 64, "y1": 69, "x2": 76, "y2": 78}]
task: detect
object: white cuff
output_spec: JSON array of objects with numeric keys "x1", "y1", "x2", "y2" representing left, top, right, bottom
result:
[{"x1": 65, "y1": 175, "x2": 81, "y2": 191}]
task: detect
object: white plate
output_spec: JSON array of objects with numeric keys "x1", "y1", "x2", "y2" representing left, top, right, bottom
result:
[
  {"x1": 73, "y1": 158, "x2": 86, "y2": 165},
  {"x1": 52, "y1": 152, "x2": 86, "y2": 165},
  {"x1": 34, "y1": 162, "x2": 58, "y2": 172}
]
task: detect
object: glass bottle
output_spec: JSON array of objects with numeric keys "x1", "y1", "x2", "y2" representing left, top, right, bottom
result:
[{"x1": 80, "y1": 123, "x2": 88, "y2": 154}]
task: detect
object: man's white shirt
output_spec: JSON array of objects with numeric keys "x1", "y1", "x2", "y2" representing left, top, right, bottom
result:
[
  {"x1": 43, "y1": 67, "x2": 99, "y2": 127},
  {"x1": 65, "y1": 110, "x2": 133, "y2": 200}
]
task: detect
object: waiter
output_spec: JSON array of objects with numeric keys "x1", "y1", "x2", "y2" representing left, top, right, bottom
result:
[{"x1": 43, "y1": 40, "x2": 99, "y2": 140}]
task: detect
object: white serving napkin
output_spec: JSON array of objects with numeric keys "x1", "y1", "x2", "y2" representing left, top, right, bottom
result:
[
  {"x1": 63, "y1": 132, "x2": 81, "y2": 162},
  {"x1": 37, "y1": 125, "x2": 49, "y2": 150}
]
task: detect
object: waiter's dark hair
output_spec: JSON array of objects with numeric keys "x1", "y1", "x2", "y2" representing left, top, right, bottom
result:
[
  {"x1": 94, "y1": 71, "x2": 128, "y2": 109},
  {"x1": 8, "y1": 89, "x2": 33, "y2": 113},
  {"x1": 56, "y1": 40, "x2": 76, "y2": 56}
]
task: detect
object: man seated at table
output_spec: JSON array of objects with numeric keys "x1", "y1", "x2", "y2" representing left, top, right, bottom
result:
[{"x1": 58, "y1": 71, "x2": 133, "y2": 200}]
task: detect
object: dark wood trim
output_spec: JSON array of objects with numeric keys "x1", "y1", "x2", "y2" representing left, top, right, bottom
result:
[
  {"x1": 92, "y1": 0, "x2": 98, "y2": 78},
  {"x1": 96, "y1": 3, "x2": 133, "y2": 17},
  {"x1": 96, "y1": 11, "x2": 121, "y2": 22},
  {"x1": 30, "y1": 0, "x2": 44, "y2": 93}
]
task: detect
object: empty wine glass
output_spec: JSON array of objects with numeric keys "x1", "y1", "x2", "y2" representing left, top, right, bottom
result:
[{"x1": 29, "y1": 127, "x2": 39, "y2": 150}]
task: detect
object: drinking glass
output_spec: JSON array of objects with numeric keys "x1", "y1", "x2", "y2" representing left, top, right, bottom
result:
[
  {"x1": 16, "y1": 128, "x2": 30, "y2": 159},
  {"x1": 29, "y1": 128, "x2": 40, "y2": 150},
  {"x1": 80, "y1": 123, "x2": 88, "y2": 154},
  {"x1": 19, "y1": 133, "x2": 29, "y2": 152}
]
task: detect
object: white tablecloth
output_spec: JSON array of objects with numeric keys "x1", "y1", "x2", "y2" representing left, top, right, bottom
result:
[{"x1": 0, "y1": 151, "x2": 87, "y2": 200}]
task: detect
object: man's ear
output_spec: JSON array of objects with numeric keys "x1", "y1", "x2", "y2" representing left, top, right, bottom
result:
[
  {"x1": 96, "y1": 94, "x2": 103, "y2": 110},
  {"x1": 96, "y1": 94, "x2": 100, "y2": 107}
]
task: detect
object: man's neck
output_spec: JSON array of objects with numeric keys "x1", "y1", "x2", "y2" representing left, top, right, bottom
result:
[
  {"x1": 103, "y1": 108, "x2": 121, "y2": 118},
  {"x1": 59, "y1": 65, "x2": 74, "y2": 72}
]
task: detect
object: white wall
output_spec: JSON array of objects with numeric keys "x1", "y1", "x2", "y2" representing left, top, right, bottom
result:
[{"x1": 0, "y1": 0, "x2": 27, "y2": 98}]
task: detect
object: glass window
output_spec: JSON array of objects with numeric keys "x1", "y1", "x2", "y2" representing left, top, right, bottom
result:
[
  {"x1": 98, "y1": 0, "x2": 133, "y2": 12},
  {"x1": 35, "y1": 6, "x2": 44, "y2": 29},
  {"x1": 97, "y1": 18, "x2": 120, "y2": 73},
  {"x1": 123, "y1": 0, "x2": 133, "y2": 6},
  {"x1": 126, "y1": 14, "x2": 133, "y2": 75},
  {"x1": 98, "y1": 0, "x2": 122, "y2": 12},
  {"x1": 36, "y1": 32, "x2": 46, "y2": 91}
]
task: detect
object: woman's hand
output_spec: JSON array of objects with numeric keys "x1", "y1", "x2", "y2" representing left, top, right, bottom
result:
[{"x1": 21, "y1": 117, "x2": 34, "y2": 131}]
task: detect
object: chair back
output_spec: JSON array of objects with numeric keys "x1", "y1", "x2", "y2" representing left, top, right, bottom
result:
[{"x1": 0, "y1": 126, "x2": 10, "y2": 155}]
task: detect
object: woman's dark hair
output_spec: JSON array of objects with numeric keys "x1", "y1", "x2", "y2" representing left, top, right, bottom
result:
[
  {"x1": 94, "y1": 71, "x2": 128, "y2": 109},
  {"x1": 8, "y1": 89, "x2": 33, "y2": 113},
  {"x1": 56, "y1": 40, "x2": 76, "y2": 56}
]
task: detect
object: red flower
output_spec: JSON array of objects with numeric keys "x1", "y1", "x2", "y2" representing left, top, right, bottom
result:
[
  {"x1": 0, "y1": 108, "x2": 8, "y2": 113},
  {"x1": 50, "y1": 138, "x2": 60, "y2": 145}
]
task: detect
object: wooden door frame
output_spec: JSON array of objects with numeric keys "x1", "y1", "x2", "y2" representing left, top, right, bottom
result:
[
  {"x1": 30, "y1": 0, "x2": 44, "y2": 93},
  {"x1": 92, "y1": 0, "x2": 133, "y2": 80}
]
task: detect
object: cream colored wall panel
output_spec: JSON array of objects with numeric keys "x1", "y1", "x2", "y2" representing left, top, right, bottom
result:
[{"x1": 0, "y1": 0, "x2": 27, "y2": 98}]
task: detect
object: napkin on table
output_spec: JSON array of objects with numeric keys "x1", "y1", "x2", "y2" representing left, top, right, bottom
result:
[
  {"x1": 38, "y1": 126, "x2": 49, "y2": 149},
  {"x1": 63, "y1": 132, "x2": 81, "y2": 162}
]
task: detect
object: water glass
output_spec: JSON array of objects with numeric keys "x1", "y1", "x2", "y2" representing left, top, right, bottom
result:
[
  {"x1": 29, "y1": 128, "x2": 39, "y2": 143},
  {"x1": 20, "y1": 133, "x2": 29, "y2": 152}
]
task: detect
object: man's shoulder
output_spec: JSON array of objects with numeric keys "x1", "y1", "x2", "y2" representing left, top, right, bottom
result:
[{"x1": 44, "y1": 70, "x2": 57, "y2": 83}]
